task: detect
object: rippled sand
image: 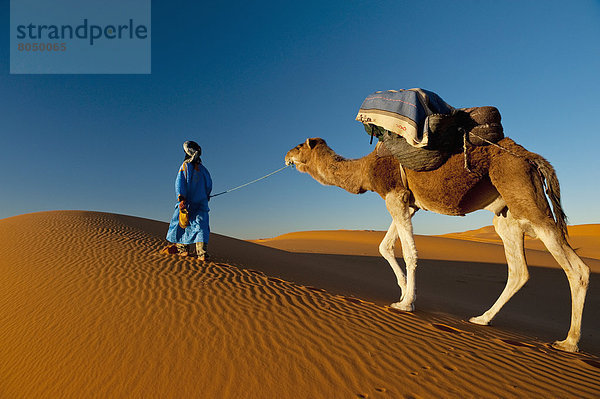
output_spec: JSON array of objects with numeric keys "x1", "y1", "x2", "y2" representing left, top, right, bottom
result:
[{"x1": 1, "y1": 211, "x2": 599, "y2": 398}]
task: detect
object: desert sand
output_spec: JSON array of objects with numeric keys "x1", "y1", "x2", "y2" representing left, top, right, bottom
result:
[
  {"x1": 1, "y1": 210, "x2": 599, "y2": 398},
  {"x1": 251, "y1": 226, "x2": 600, "y2": 268}
]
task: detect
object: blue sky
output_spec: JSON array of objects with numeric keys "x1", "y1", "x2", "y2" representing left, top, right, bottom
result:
[{"x1": 1, "y1": 0, "x2": 599, "y2": 239}]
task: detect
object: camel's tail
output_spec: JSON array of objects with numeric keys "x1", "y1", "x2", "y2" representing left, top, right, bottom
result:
[{"x1": 530, "y1": 156, "x2": 568, "y2": 239}]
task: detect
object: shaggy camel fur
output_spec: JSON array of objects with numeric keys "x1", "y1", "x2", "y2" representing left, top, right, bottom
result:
[{"x1": 285, "y1": 137, "x2": 590, "y2": 352}]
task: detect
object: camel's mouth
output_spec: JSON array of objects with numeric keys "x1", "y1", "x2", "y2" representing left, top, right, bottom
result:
[
  {"x1": 284, "y1": 155, "x2": 300, "y2": 167},
  {"x1": 285, "y1": 157, "x2": 305, "y2": 171},
  {"x1": 286, "y1": 160, "x2": 303, "y2": 167}
]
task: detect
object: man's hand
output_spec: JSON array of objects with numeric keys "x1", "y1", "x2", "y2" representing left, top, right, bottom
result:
[{"x1": 178, "y1": 195, "x2": 186, "y2": 210}]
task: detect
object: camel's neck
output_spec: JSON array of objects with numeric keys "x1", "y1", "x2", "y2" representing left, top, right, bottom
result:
[{"x1": 306, "y1": 147, "x2": 375, "y2": 194}]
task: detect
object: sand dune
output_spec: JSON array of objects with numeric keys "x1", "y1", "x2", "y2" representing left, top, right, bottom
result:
[
  {"x1": 251, "y1": 226, "x2": 600, "y2": 270},
  {"x1": 441, "y1": 224, "x2": 600, "y2": 261},
  {"x1": 1, "y1": 211, "x2": 599, "y2": 398}
]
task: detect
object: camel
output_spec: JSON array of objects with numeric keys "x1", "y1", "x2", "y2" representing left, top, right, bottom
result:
[{"x1": 284, "y1": 136, "x2": 590, "y2": 352}]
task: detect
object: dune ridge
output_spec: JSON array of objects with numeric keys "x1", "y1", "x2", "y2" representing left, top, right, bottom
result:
[
  {"x1": 441, "y1": 224, "x2": 600, "y2": 260},
  {"x1": 1, "y1": 211, "x2": 599, "y2": 398},
  {"x1": 251, "y1": 226, "x2": 600, "y2": 270}
]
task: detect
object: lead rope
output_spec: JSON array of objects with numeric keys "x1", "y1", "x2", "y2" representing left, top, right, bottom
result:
[{"x1": 209, "y1": 164, "x2": 291, "y2": 198}]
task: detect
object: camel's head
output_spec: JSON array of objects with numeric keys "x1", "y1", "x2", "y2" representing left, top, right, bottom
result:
[{"x1": 285, "y1": 138, "x2": 326, "y2": 172}]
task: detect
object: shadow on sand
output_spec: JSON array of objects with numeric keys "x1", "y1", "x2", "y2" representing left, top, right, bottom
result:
[{"x1": 209, "y1": 233, "x2": 600, "y2": 355}]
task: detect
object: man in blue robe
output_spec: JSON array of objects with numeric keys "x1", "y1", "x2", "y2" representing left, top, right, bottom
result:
[{"x1": 166, "y1": 141, "x2": 212, "y2": 260}]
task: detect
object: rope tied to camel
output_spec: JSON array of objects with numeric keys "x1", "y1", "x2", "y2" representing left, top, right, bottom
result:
[
  {"x1": 210, "y1": 165, "x2": 291, "y2": 198},
  {"x1": 463, "y1": 130, "x2": 558, "y2": 217}
]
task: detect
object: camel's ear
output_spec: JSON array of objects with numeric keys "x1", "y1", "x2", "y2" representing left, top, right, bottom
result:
[{"x1": 306, "y1": 138, "x2": 319, "y2": 149}]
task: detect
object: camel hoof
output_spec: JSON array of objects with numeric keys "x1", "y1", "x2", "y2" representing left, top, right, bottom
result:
[
  {"x1": 390, "y1": 302, "x2": 414, "y2": 312},
  {"x1": 469, "y1": 316, "x2": 490, "y2": 326},
  {"x1": 552, "y1": 339, "x2": 579, "y2": 353}
]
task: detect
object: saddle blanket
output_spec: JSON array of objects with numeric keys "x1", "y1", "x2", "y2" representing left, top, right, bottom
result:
[{"x1": 355, "y1": 88, "x2": 454, "y2": 147}]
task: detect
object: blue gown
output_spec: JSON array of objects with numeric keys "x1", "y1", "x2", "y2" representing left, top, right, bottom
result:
[{"x1": 166, "y1": 161, "x2": 213, "y2": 244}]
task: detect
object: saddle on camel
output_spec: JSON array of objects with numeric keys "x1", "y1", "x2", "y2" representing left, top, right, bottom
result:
[{"x1": 356, "y1": 88, "x2": 504, "y2": 171}]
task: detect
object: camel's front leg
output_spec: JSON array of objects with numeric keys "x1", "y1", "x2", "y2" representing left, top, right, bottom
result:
[
  {"x1": 385, "y1": 190, "x2": 417, "y2": 312},
  {"x1": 379, "y1": 222, "x2": 407, "y2": 296}
]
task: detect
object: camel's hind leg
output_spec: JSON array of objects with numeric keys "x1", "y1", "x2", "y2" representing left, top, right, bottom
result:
[
  {"x1": 488, "y1": 151, "x2": 590, "y2": 352},
  {"x1": 383, "y1": 190, "x2": 417, "y2": 311},
  {"x1": 470, "y1": 211, "x2": 529, "y2": 325},
  {"x1": 530, "y1": 223, "x2": 590, "y2": 352}
]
